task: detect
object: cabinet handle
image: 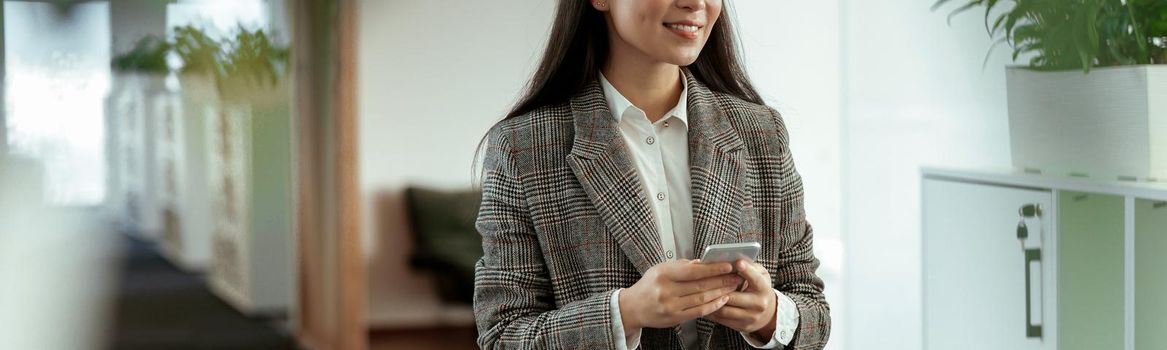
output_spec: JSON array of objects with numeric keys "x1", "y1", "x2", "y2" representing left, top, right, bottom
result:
[
  {"x1": 1017, "y1": 204, "x2": 1043, "y2": 339},
  {"x1": 1024, "y1": 248, "x2": 1043, "y2": 338}
]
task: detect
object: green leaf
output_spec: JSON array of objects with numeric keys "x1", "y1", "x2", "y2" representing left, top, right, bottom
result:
[{"x1": 933, "y1": 0, "x2": 1162, "y2": 70}]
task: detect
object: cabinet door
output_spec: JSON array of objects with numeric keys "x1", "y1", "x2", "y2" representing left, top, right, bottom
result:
[
  {"x1": 1056, "y1": 191, "x2": 1125, "y2": 350},
  {"x1": 1137, "y1": 199, "x2": 1167, "y2": 350},
  {"x1": 923, "y1": 179, "x2": 1051, "y2": 350}
]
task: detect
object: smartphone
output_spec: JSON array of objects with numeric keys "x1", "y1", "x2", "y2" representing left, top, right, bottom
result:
[{"x1": 700, "y1": 242, "x2": 761, "y2": 268}]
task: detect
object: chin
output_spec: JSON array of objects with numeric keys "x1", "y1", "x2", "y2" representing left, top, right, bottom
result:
[
  {"x1": 657, "y1": 48, "x2": 703, "y2": 67},
  {"x1": 666, "y1": 54, "x2": 701, "y2": 67}
]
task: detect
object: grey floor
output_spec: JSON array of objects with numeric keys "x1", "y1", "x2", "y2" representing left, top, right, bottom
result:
[{"x1": 111, "y1": 235, "x2": 298, "y2": 350}]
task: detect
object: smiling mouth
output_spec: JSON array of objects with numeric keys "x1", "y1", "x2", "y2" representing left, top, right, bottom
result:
[{"x1": 664, "y1": 23, "x2": 700, "y2": 33}]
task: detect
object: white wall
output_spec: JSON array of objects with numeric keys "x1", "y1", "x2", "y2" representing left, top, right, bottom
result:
[
  {"x1": 840, "y1": 1, "x2": 1016, "y2": 349},
  {"x1": 1, "y1": 1, "x2": 6, "y2": 155},
  {"x1": 4, "y1": 1, "x2": 111, "y2": 205},
  {"x1": 357, "y1": 0, "x2": 555, "y2": 327},
  {"x1": 0, "y1": 161, "x2": 121, "y2": 350},
  {"x1": 166, "y1": 1, "x2": 270, "y2": 40}
]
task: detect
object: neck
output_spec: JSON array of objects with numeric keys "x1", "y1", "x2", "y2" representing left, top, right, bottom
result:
[{"x1": 601, "y1": 44, "x2": 683, "y2": 124}]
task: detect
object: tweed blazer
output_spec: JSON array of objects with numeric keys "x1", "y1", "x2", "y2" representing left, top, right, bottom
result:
[{"x1": 474, "y1": 70, "x2": 830, "y2": 350}]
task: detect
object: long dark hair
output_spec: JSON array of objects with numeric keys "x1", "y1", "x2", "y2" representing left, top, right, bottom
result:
[
  {"x1": 475, "y1": 1, "x2": 762, "y2": 184},
  {"x1": 506, "y1": 0, "x2": 762, "y2": 120}
]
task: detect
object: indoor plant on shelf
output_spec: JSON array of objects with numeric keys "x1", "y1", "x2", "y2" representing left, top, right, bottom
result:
[
  {"x1": 112, "y1": 35, "x2": 172, "y2": 74},
  {"x1": 108, "y1": 35, "x2": 175, "y2": 239},
  {"x1": 935, "y1": 0, "x2": 1167, "y2": 181},
  {"x1": 205, "y1": 26, "x2": 294, "y2": 315},
  {"x1": 173, "y1": 25, "x2": 225, "y2": 97},
  {"x1": 164, "y1": 25, "x2": 226, "y2": 271}
]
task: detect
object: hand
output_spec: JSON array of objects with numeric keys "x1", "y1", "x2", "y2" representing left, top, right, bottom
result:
[
  {"x1": 708, "y1": 260, "x2": 778, "y2": 339},
  {"x1": 619, "y1": 259, "x2": 742, "y2": 331}
]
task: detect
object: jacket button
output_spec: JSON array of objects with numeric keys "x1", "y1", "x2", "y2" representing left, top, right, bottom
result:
[
  {"x1": 646, "y1": 136, "x2": 655, "y2": 145},
  {"x1": 665, "y1": 250, "x2": 674, "y2": 259},
  {"x1": 656, "y1": 192, "x2": 666, "y2": 201}
]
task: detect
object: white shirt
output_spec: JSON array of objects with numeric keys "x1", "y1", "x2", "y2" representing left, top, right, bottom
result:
[{"x1": 599, "y1": 72, "x2": 800, "y2": 349}]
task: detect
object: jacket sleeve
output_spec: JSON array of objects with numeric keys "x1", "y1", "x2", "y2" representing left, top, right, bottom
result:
[
  {"x1": 765, "y1": 107, "x2": 832, "y2": 350},
  {"x1": 473, "y1": 125, "x2": 618, "y2": 350}
]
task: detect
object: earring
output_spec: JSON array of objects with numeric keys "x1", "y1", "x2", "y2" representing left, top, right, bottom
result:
[{"x1": 596, "y1": 1, "x2": 607, "y2": 8}]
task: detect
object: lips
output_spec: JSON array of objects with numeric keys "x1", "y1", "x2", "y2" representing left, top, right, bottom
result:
[
  {"x1": 663, "y1": 21, "x2": 703, "y2": 39},
  {"x1": 664, "y1": 23, "x2": 700, "y2": 33}
]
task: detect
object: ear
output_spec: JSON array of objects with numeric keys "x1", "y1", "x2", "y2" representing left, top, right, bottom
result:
[{"x1": 591, "y1": 0, "x2": 610, "y2": 12}]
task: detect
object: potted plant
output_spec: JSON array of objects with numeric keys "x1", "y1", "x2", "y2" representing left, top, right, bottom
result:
[
  {"x1": 173, "y1": 25, "x2": 224, "y2": 101},
  {"x1": 164, "y1": 25, "x2": 227, "y2": 271},
  {"x1": 112, "y1": 35, "x2": 172, "y2": 74},
  {"x1": 204, "y1": 26, "x2": 295, "y2": 314},
  {"x1": 110, "y1": 34, "x2": 173, "y2": 96},
  {"x1": 218, "y1": 26, "x2": 289, "y2": 101},
  {"x1": 935, "y1": 0, "x2": 1167, "y2": 181},
  {"x1": 108, "y1": 35, "x2": 175, "y2": 239},
  {"x1": 110, "y1": 34, "x2": 173, "y2": 98}
]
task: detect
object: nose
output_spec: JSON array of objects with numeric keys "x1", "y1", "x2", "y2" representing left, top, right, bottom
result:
[{"x1": 675, "y1": 0, "x2": 706, "y2": 11}]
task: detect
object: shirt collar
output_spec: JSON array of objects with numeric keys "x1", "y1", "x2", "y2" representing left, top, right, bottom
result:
[{"x1": 598, "y1": 70, "x2": 689, "y2": 126}]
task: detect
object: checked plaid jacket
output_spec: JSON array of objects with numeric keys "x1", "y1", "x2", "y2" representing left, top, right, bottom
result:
[{"x1": 473, "y1": 70, "x2": 830, "y2": 350}]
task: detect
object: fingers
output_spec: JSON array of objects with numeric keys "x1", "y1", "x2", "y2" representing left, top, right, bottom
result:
[
  {"x1": 710, "y1": 304, "x2": 753, "y2": 321},
  {"x1": 672, "y1": 275, "x2": 742, "y2": 297},
  {"x1": 722, "y1": 291, "x2": 759, "y2": 309},
  {"x1": 674, "y1": 284, "x2": 738, "y2": 311},
  {"x1": 679, "y1": 293, "x2": 730, "y2": 320},
  {"x1": 668, "y1": 261, "x2": 734, "y2": 282},
  {"x1": 708, "y1": 304, "x2": 759, "y2": 333},
  {"x1": 735, "y1": 260, "x2": 771, "y2": 290}
]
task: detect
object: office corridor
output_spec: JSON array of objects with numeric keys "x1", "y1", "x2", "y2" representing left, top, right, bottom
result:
[{"x1": 111, "y1": 235, "x2": 297, "y2": 350}]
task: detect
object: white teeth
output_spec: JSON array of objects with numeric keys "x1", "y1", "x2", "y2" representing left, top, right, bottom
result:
[{"x1": 666, "y1": 24, "x2": 699, "y2": 33}]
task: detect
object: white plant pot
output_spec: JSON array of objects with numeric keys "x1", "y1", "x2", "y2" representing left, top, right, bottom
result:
[
  {"x1": 106, "y1": 73, "x2": 169, "y2": 238},
  {"x1": 1006, "y1": 65, "x2": 1167, "y2": 181},
  {"x1": 206, "y1": 78, "x2": 293, "y2": 315},
  {"x1": 156, "y1": 74, "x2": 219, "y2": 271}
]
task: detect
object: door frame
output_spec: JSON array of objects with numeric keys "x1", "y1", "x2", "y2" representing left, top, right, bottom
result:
[{"x1": 290, "y1": 0, "x2": 365, "y2": 349}]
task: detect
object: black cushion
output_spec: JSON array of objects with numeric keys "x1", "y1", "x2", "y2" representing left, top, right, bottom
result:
[{"x1": 405, "y1": 187, "x2": 483, "y2": 304}]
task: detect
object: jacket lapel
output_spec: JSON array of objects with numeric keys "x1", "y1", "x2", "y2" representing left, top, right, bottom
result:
[
  {"x1": 683, "y1": 70, "x2": 747, "y2": 258},
  {"x1": 682, "y1": 70, "x2": 749, "y2": 348},
  {"x1": 566, "y1": 80, "x2": 665, "y2": 275}
]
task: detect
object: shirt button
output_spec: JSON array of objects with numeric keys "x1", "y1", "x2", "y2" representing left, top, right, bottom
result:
[
  {"x1": 665, "y1": 250, "x2": 674, "y2": 259},
  {"x1": 646, "y1": 136, "x2": 655, "y2": 145},
  {"x1": 656, "y1": 192, "x2": 666, "y2": 201},
  {"x1": 663, "y1": 121, "x2": 670, "y2": 128},
  {"x1": 781, "y1": 330, "x2": 787, "y2": 338}
]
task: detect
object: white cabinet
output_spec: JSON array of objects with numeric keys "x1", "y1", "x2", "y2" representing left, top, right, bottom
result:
[
  {"x1": 1056, "y1": 191, "x2": 1125, "y2": 350},
  {"x1": 106, "y1": 74, "x2": 167, "y2": 239},
  {"x1": 205, "y1": 80, "x2": 293, "y2": 315},
  {"x1": 922, "y1": 168, "x2": 1167, "y2": 350},
  {"x1": 1136, "y1": 199, "x2": 1167, "y2": 350},
  {"x1": 156, "y1": 76, "x2": 217, "y2": 271},
  {"x1": 922, "y1": 179, "x2": 1051, "y2": 350}
]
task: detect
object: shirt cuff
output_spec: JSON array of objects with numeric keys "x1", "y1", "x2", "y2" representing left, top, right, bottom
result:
[
  {"x1": 610, "y1": 289, "x2": 642, "y2": 350},
  {"x1": 740, "y1": 289, "x2": 800, "y2": 349}
]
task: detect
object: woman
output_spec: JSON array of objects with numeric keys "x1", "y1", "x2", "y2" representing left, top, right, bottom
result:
[{"x1": 474, "y1": 0, "x2": 830, "y2": 349}]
